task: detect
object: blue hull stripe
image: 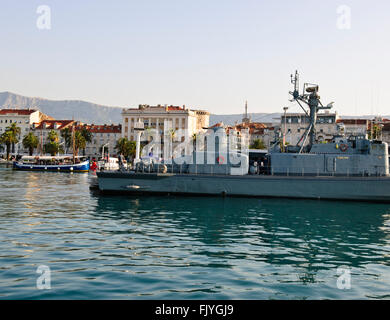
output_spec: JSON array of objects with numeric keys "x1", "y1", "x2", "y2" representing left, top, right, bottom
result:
[{"x1": 13, "y1": 161, "x2": 90, "y2": 172}]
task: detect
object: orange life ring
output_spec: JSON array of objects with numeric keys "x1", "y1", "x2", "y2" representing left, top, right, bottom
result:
[
  {"x1": 216, "y1": 156, "x2": 225, "y2": 164},
  {"x1": 340, "y1": 143, "x2": 348, "y2": 152}
]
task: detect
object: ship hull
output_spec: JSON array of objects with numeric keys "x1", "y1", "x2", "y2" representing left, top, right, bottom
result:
[
  {"x1": 13, "y1": 160, "x2": 90, "y2": 172},
  {"x1": 96, "y1": 172, "x2": 390, "y2": 202}
]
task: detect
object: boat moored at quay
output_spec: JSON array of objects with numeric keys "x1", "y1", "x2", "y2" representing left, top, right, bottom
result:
[
  {"x1": 13, "y1": 155, "x2": 90, "y2": 172},
  {"x1": 96, "y1": 72, "x2": 390, "y2": 202}
]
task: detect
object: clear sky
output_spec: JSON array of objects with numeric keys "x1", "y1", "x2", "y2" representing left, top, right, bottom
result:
[{"x1": 0, "y1": 0, "x2": 389, "y2": 115}]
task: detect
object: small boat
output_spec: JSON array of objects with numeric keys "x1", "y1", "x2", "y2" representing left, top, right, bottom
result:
[
  {"x1": 13, "y1": 155, "x2": 90, "y2": 172},
  {"x1": 98, "y1": 157, "x2": 120, "y2": 171}
]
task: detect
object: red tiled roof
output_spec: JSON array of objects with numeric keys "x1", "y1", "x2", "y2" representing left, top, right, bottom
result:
[
  {"x1": 76, "y1": 124, "x2": 121, "y2": 134},
  {"x1": 0, "y1": 109, "x2": 38, "y2": 115},
  {"x1": 336, "y1": 119, "x2": 369, "y2": 125},
  {"x1": 34, "y1": 120, "x2": 74, "y2": 130},
  {"x1": 210, "y1": 122, "x2": 225, "y2": 128}
]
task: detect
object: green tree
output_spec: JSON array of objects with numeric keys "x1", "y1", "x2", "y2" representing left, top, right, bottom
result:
[
  {"x1": 79, "y1": 127, "x2": 93, "y2": 155},
  {"x1": 0, "y1": 131, "x2": 18, "y2": 160},
  {"x1": 74, "y1": 131, "x2": 86, "y2": 156},
  {"x1": 47, "y1": 130, "x2": 59, "y2": 143},
  {"x1": 250, "y1": 138, "x2": 266, "y2": 149},
  {"x1": 44, "y1": 130, "x2": 63, "y2": 156},
  {"x1": 115, "y1": 138, "x2": 136, "y2": 158},
  {"x1": 368, "y1": 124, "x2": 382, "y2": 140},
  {"x1": 61, "y1": 127, "x2": 72, "y2": 153},
  {"x1": 6, "y1": 123, "x2": 21, "y2": 153},
  {"x1": 44, "y1": 142, "x2": 64, "y2": 156},
  {"x1": 22, "y1": 133, "x2": 39, "y2": 156}
]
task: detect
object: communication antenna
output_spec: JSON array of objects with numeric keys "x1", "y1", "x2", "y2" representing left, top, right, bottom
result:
[{"x1": 289, "y1": 71, "x2": 333, "y2": 152}]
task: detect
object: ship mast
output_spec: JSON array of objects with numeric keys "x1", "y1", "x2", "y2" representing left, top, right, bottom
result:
[
  {"x1": 72, "y1": 122, "x2": 75, "y2": 164},
  {"x1": 289, "y1": 71, "x2": 333, "y2": 152}
]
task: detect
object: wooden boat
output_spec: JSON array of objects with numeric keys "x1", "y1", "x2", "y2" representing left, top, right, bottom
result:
[{"x1": 13, "y1": 155, "x2": 90, "y2": 172}]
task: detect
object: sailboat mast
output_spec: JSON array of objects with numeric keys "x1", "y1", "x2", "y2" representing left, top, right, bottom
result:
[
  {"x1": 40, "y1": 124, "x2": 43, "y2": 155},
  {"x1": 72, "y1": 123, "x2": 75, "y2": 164}
]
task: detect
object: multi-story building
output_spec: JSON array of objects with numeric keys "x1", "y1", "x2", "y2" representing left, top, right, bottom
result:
[
  {"x1": 121, "y1": 105, "x2": 210, "y2": 143},
  {"x1": 281, "y1": 111, "x2": 339, "y2": 145},
  {"x1": 0, "y1": 108, "x2": 51, "y2": 135},
  {"x1": 31, "y1": 120, "x2": 77, "y2": 154},
  {"x1": 77, "y1": 124, "x2": 122, "y2": 158},
  {"x1": 233, "y1": 122, "x2": 275, "y2": 148},
  {"x1": 336, "y1": 119, "x2": 370, "y2": 137},
  {"x1": 0, "y1": 109, "x2": 53, "y2": 154}
]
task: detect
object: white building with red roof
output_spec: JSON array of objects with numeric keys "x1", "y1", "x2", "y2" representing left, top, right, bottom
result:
[
  {"x1": 0, "y1": 109, "x2": 53, "y2": 154},
  {"x1": 0, "y1": 108, "x2": 51, "y2": 136},
  {"x1": 121, "y1": 104, "x2": 210, "y2": 143},
  {"x1": 75, "y1": 124, "x2": 122, "y2": 158}
]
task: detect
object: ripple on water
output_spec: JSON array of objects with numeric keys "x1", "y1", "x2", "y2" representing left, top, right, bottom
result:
[{"x1": 0, "y1": 168, "x2": 390, "y2": 299}]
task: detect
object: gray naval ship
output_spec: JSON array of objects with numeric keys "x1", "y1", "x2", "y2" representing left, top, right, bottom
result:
[{"x1": 97, "y1": 72, "x2": 390, "y2": 202}]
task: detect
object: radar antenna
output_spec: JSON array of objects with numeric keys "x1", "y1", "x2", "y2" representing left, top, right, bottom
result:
[{"x1": 288, "y1": 71, "x2": 333, "y2": 152}]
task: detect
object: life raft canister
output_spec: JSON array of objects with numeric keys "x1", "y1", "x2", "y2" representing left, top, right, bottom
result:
[
  {"x1": 340, "y1": 143, "x2": 348, "y2": 152},
  {"x1": 216, "y1": 156, "x2": 225, "y2": 164}
]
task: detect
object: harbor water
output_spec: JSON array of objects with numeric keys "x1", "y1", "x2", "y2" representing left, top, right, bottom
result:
[{"x1": 0, "y1": 166, "x2": 389, "y2": 299}]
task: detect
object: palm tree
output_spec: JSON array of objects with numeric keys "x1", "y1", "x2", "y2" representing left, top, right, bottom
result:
[
  {"x1": 250, "y1": 139, "x2": 266, "y2": 150},
  {"x1": 61, "y1": 128, "x2": 72, "y2": 153},
  {"x1": 0, "y1": 131, "x2": 18, "y2": 160},
  {"x1": 6, "y1": 123, "x2": 21, "y2": 153},
  {"x1": 115, "y1": 138, "x2": 136, "y2": 159},
  {"x1": 22, "y1": 133, "x2": 39, "y2": 156},
  {"x1": 43, "y1": 130, "x2": 64, "y2": 156},
  {"x1": 74, "y1": 131, "x2": 86, "y2": 156},
  {"x1": 47, "y1": 130, "x2": 59, "y2": 143},
  {"x1": 44, "y1": 141, "x2": 64, "y2": 156},
  {"x1": 79, "y1": 127, "x2": 93, "y2": 155}
]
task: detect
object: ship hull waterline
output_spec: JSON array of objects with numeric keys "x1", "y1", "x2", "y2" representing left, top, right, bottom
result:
[
  {"x1": 96, "y1": 172, "x2": 390, "y2": 202},
  {"x1": 13, "y1": 161, "x2": 90, "y2": 173}
]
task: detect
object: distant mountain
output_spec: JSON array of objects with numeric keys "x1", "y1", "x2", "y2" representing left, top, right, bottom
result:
[
  {"x1": 0, "y1": 92, "x2": 123, "y2": 124},
  {"x1": 0, "y1": 91, "x2": 385, "y2": 126}
]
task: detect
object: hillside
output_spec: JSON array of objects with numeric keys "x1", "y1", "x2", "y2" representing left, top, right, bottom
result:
[
  {"x1": 0, "y1": 92, "x2": 123, "y2": 124},
  {"x1": 0, "y1": 92, "x2": 383, "y2": 126}
]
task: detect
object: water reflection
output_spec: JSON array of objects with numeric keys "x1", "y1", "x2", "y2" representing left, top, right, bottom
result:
[
  {"x1": 93, "y1": 194, "x2": 390, "y2": 284},
  {"x1": 1, "y1": 167, "x2": 389, "y2": 299}
]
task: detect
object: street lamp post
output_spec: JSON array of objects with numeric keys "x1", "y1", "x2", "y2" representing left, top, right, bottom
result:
[
  {"x1": 102, "y1": 143, "x2": 109, "y2": 159},
  {"x1": 134, "y1": 120, "x2": 145, "y2": 165}
]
